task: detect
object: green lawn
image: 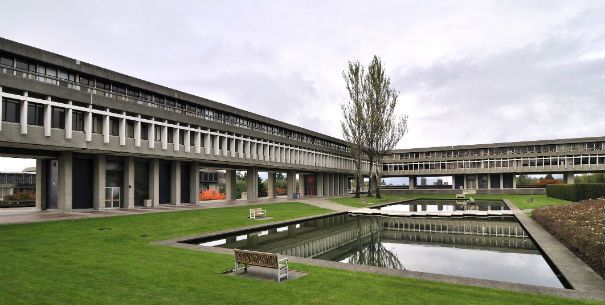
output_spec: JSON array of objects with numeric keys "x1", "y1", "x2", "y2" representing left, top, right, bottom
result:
[
  {"x1": 331, "y1": 194, "x2": 572, "y2": 210},
  {"x1": 0, "y1": 201, "x2": 593, "y2": 305}
]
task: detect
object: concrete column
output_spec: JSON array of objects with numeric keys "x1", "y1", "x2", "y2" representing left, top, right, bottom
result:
[
  {"x1": 0, "y1": 86, "x2": 3, "y2": 131},
  {"x1": 222, "y1": 136, "x2": 228, "y2": 156},
  {"x1": 35, "y1": 159, "x2": 46, "y2": 211},
  {"x1": 20, "y1": 92, "x2": 28, "y2": 135},
  {"x1": 44, "y1": 98, "x2": 52, "y2": 137},
  {"x1": 267, "y1": 172, "x2": 276, "y2": 198},
  {"x1": 334, "y1": 174, "x2": 340, "y2": 196},
  {"x1": 287, "y1": 170, "x2": 296, "y2": 199},
  {"x1": 329, "y1": 174, "x2": 335, "y2": 196},
  {"x1": 225, "y1": 170, "x2": 238, "y2": 200},
  {"x1": 500, "y1": 173, "x2": 504, "y2": 189},
  {"x1": 317, "y1": 173, "x2": 324, "y2": 197},
  {"x1": 149, "y1": 159, "x2": 159, "y2": 206},
  {"x1": 204, "y1": 132, "x2": 211, "y2": 154},
  {"x1": 123, "y1": 157, "x2": 135, "y2": 209},
  {"x1": 246, "y1": 167, "x2": 259, "y2": 201},
  {"x1": 85, "y1": 105, "x2": 92, "y2": 142},
  {"x1": 190, "y1": 162, "x2": 200, "y2": 204},
  {"x1": 214, "y1": 134, "x2": 220, "y2": 155},
  {"x1": 195, "y1": 129, "x2": 201, "y2": 154},
  {"x1": 170, "y1": 160, "x2": 181, "y2": 205},
  {"x1": 409, "y1": 176, "x2": 415, "y2": 190},
  {"x1": 93, "y1": 154, "x2": 106, "y2": 210},
  {"x1": 161, "y1": 121, "x2": 168, "y2": 150},
  {"x1": 134, "y1": 115, "x2": 141, "y2": 147},
  {"x1": 251, "y1": 141, "x2": 257, "y2": 159},
  {"x1": 65, "y1": 101, "x2": 73, "y2": 139},
  {"x1": 564, "y1": 173, "x2": 575, "y2": 184},
  {"x1": 148, "y1": 120, "x2": 155, "y2": 149},
  {"x1": 119, "y1": 112, "x2": 126, "y2": 146},
  {"x1": 230, "y1": 137, "x2": 236, "y2": 158},
  {"x1": 173, "y1": 125, "x2": 180, "y2": 151},
  {"x1": 245, "y1": 139, "x2": 251, "y2": 159},
  {"x1": 298, "y1": 174, "x2": 305, "y2": 197},
  {"x1": 58, "y1": 151, "x2": 72, "y2": 211},
  {"x1": 513, "y1": 174, "x2": 517, "y2": 189},
  {"x1": 238, "y1": 139, "x2": 244, "y2": 158},
  {"x1": 487, "y1": 174, "x2": 491, "y2": 190},
  {"x1": 184, "y1": 128, "x2": 191, "y2": 153},
  {"x1": 451, "y1": 176, "x2": 455, "y2": 189},
  {"x1": 103, "y1": 109, "x2": 110, "y2": 144},
  {"x1": 463, "y1": 175, "x2": 468, "y2": 189}
]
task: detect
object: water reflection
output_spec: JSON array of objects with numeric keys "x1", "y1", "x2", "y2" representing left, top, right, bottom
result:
[
  {"x1": 189, "y1": 208, "x2": 563, "y2": 288},
  {"x1": 377, "y1": 199, "x2": 508, "y2": 213}
]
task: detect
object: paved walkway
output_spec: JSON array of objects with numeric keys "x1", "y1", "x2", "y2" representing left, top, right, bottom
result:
[{"x1": 0, "y1": 196, "x2": 353, "y2": 225}]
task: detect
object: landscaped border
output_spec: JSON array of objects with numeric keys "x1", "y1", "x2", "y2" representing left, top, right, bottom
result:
[{"x1": 157, "y1": 199, "x2": 605, "y2": 302}]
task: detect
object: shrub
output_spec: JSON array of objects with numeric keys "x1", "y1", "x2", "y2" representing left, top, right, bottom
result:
[
  {"x1": 546, "y1": 183, "x2": 605, "y2": 202},
  {"x1": 533, "y1": 199, "x2": 605, "y2": 278},
  {"x1": 4, "y1": 191, "x2": 35, "y2": 201},
  {"x1": 199, "y1": 189, "x2": 225, "y2": 201}
]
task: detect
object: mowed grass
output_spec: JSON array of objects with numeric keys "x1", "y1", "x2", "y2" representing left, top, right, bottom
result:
[
  {"x1": 0, "y1": 201, "x2": 594, "y2": 305},
  {"x1": 331, "y1": 194, "x2": 572, "y2": 210}
]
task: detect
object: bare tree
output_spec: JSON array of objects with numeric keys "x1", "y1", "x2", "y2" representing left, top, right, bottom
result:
[
  {"x1": 341, "y1": 61, "x2": 366, "y2": 198},
  {"x1": 364, "y1": 56, "x2": 408, "y2": 199}
]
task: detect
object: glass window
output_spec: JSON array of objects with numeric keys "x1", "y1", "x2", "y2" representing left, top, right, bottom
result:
[
  {"x1": 110, "y1": 118, "x2": 119, "y2": 136},
  {"x1": 0, "y1": 55, "x2": 13, "y2": 67},
  {"x1": 27, "y1": 103, "x2": 44, "y2": 126},
  {"x1": 167, "y1": 127, "x2": 173, "y2": 143},
  {"x1": 58, "y1": 70, "x2": 69, "y2": 80},
  {"x1": 92, "y1": 114, "x2": 103, "y2": 133},
  {"x1": 2, "y1": 98, "x2": 20, "y2": 123},
  {"x1": 155, "y1": 125, "x2": 161, "y2": 142},
  {"x1": 51, "y1": 107, "x2": 65, "y2": 129},
  {"x1": 15, "y1": 59, "x2": 29, "y2": 71},
  {"x1": 127, "y1": 121, "x2": 134, "y2": 138},
  {"x1": 72, "y1": 111, "x2": 85, "y2": 131},
  {"x1": 141, "y1": 123, "x2": 148, "y2": 140},
  {"x1": 45, "y1": 66, "x2": 57, "y2": 77}
]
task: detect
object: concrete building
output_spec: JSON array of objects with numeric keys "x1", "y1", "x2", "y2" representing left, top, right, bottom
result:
[
  {"x1": 382, "y1": 138, "x2": 605, "y2": 191},
  {"x1": 0, "y1": 37, "x2": 356, "y2": 211},
  {"x1": 0, "y1": 168, "x2": 35, "y2": 199}
]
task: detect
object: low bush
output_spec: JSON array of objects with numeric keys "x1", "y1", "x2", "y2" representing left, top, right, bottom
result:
[
  {"x1": 546, "y1": 183, "x2": 605, "y2": 201},
  {"x1": 199, "y1": 189, "x2": 225, "y2": 201},
  {"x1": 533, "y1": 199, "x2": 605, "y2": 278}
]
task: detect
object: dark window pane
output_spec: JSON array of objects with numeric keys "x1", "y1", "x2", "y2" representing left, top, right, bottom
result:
[
  {"x1": 111, "y1": 118, "x2": 119, "y2": 136},
  {"x1": 92, "y1": 114, "x2": 103, "y2": 133},
  {"x1": 2, "y1": 98, "x2": 20, "y2": 123},
  {"x1": 51, "y1": 108, "x2": 65, "y2": 129},
  {"x1": 72, "y1": 111, "x2": 85, "y2": 131},
  {"x1": 127, "y1": 121, "x2": 134, "y2": 138},
  {"x1": 141, "y1": 123, "x2": 148, "y2": 140},
  {"x1": 15, "y1": 59, "x2": 29, "y2": 70},
  {"x1": 27, "y1": 103, "x2": 44, "y2": 126},
  {"x1": 0, "y1": 56, "x2": 13, "y2": 67}
]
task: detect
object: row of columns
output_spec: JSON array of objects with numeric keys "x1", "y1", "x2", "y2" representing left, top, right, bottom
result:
[{"x1": 35, "y1": 152, "x2": 200, "y2": 210}]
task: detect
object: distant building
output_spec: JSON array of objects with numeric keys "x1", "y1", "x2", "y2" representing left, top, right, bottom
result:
[
  {"x1": 0, "y1": 168, "x2": 36, "y2": 199},
  {"x1": 434, "y1": 179, "x2": 443, "y2": 186},
  {"x1": 200, "y1": 169, "x2": 225, "y2": 191}
]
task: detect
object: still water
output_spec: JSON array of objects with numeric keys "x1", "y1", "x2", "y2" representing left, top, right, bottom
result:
[{"x1": 186, "y1": 203, "x2": 565, "y2": 288}]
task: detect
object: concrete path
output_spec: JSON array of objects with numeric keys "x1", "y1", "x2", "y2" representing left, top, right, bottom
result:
[{"x1": 0, "y1": 196, "x2": 353, "y2": 226}]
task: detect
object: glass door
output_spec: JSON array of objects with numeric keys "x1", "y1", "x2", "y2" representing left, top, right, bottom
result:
[{"x1": 105, "y1": 187, "x2": 121, "y2": 208}]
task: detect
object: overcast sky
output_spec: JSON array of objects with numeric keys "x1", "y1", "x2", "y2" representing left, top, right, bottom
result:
[{"x1": 0, "y1": 0, "x2": 604, "y2": 171}]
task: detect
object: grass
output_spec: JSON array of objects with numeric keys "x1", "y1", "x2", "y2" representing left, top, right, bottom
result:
[
  {"x1": 330, "y1": 194, "x2": 572, "y2": 210},
  {"x1": 0, "y1": 201, "x2": 596, "y2": 305}
]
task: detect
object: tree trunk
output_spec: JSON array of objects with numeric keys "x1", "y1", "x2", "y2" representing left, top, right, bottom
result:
[
  {"x1": 354, "y1": 168, "x2": 361, "y2": 198},
  {"x1": 375, "y1": 171, "x2": 382, "y2": 199},
  {"x1": 366, "y1": 157, "x2": 373, "y2": 197}
]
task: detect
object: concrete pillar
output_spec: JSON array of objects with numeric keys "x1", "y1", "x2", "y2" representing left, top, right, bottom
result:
[
  {"x1": 287, "y1": 170, "x2": 296, "y2": 199},
  {"x1": 0, "y1": 86, "x2": 2, "y2": 131},
  {"x1": 225, "y1": 170, "x2": 238, "y2": 200},
  {"x1": 214, "y1": 134, "x2": 221, "y2": 155},
  {"x1": 512, "y1": 174, "x2": 517, "y2": 189},
  {"x1": 222, "y1": 136, "x2": 228, "y2": 157},
  {"x1": 190, "y1": 162, "x2": 200, "y2": 204},
  {"x1": 323, "y1": 173, "x2": 330, "y2": 196},
  {"x1": 119, "y1": 112, "x2": 126, "y2": 146},
  {"x1": 65, "y1": 101, "x2": 72, "y2": 139},
  {"x1": 134, "y1": 115, "x2": 141, "y2": 147},
  {"x1": 85, "y1": 106, "x2": 93, "y2": 142},
  {"x1": 564, "y1": 173, "x2": 575, "y2": 184},
  {"x1": 409, "y1": 176, "x2": 415, "y2": 190},
  {"x1": 237, "y1": 139, "x2": 244, "y2": 158},
  {"x1": 149, "y1": 159, "x2": 159, "y2": 206},
  {"x1": 463, "y1": 175, "x2": 468, "y2": 189},
  {"x1": 329, "y1": 174, "x2": 335, "y2": 196},
  {"x1": 58, "y1": 151, "x2": 72, "y2": 210},
  {"x1": 245, "y1": 139, "x2": 251, "y2": 159},
  {"x1": 487, "y1": 174, "x2": 491, "y2": 190},
  {"x1": 195, "y1": 130, "x2": 201, "y2": 154},
  {"x1": 230, "y1": 138, "x2": 236, "y2": 158},
  {"x1": 173, "y1": 125, "x2": 180, "y2": 151},
  {"x1": 93, "y1": 154, "x2": 106, "y2": 210},
  {"x1": 204, "y1": 133, "x2": 211, "y2": 154},
  {"x1": 20, "y1": 92, "x2": 28, "y2": 135},
  {"x1": 246, "y1": 167, "x2": 259, "y2": 201},
  {"x1": 317, "y1": 173, "x2": 324, "y2": 197},
  {"x1": 123, "y1": 157, "x2": 135, "y2": 209},
  {"x1": 500, "y1": 173, "x2": 504, "y2": 189},
  {"x1": 35, "y1": 159, "x2": 46, "y2": 211},
  {"x1": 267, "y1": 172, "x2": 276, "y2": 198},
  {"x1": 161, "y1": 121, "x2": 168, "y2": 150},
  {"x1": 451, "y1": 176, "x2": 455, "y2": 189},
  {"x1": 103, "y1": 109, "x2": 110, "y2": 144},
  {"x1": 44, "y1": 98, "x2": 52, "y2": 137},
  {"x1": 184, "y1": 128, "x2": 191, "y2": 153},
  {"x1": 170, "y1": 160, "x2": 181, "y2": 205},
  {"x1": 298, "y1": 174, "x2": 305, "y2": 197},
  {"x1": 148, "y1": 120, "x2": 155, "y2": 149}
]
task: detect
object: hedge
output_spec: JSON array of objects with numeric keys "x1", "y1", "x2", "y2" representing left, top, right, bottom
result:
[{"x1": 546, "y1": 183, "x2": 605, "y2": 202}]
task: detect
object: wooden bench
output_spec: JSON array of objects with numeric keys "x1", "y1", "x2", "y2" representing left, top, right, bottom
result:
[
  {"x1": 249, "y1": 208, "x2": 267, "y2": 219},
  {"x1": 234, "y1": 249, "x2": 288, "y2": 282}
]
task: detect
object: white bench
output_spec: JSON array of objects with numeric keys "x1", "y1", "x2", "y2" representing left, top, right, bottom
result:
[
  {"x1": 234, "y1": 249, "x2": 288, "y2": 282},
  {"x1": 249, "y1": 208, "x2": 267, "y2": 219}
]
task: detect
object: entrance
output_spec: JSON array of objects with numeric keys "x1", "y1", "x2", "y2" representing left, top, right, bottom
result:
[
  {"x1": 134, "y1": 161, "x2": 149, "y2": 207},
  {"x1": 105, "y1": 187, "x2": 121, "y2": 208},
  {"x1": 105, "y1": 160, "x2": 123, "y2": 208},
  {"x1": 304, "y1": 175, "x2": 317, "y2": 196}
]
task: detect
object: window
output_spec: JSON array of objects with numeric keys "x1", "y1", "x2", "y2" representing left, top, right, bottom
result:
[
  {"x1": 45, "y1": 66, "x2": 57, "y2": 77},
  {"x1": 110, "y1": 118, "x2": 119, "y2": 136},
  {"x1": 2, "y1": 98, "x2": 20, "y2": 123},
  {"x1": 15, "y1": 59, "x2": 31, "y2": 71},
  {"x1": 92, "y1": 114, "x2": 103, "y2": 133},
  {"x1": 167, "y1": 127, "x2": 173, "y2": 143},
  {"x1": 27, "y1": 103, "x2": 44, "y2": 126},
  {"x1": 155, "y1": 125, "x2": 161, "y2": 141},
  {"x1": 80, "y1": 76, "x2": 93, "y2": 87},
  {"x1": 51, "y1": 107, "x2": 65, "y2": 128},
  {"x1": 0, "y1": 55, "x2": 13, "y2": 67},
  {"x1": 141, "y1": 123, "x2": 148, "y2": 140},
  {"x1": 127, "y1": 121, "x2": 134, "y2": 138},
  {"x1": 72, "y1": 111, "x2": 85, "y2": 131}
]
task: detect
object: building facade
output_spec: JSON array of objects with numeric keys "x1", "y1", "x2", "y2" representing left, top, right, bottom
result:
[{"x1": 0, "y1": 37, "x2": 356, "y2": 211}]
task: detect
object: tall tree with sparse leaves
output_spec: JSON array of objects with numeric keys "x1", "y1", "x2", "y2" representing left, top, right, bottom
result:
[{"x1": 341, "y1": 61, "x2": 366, "y2": 198}]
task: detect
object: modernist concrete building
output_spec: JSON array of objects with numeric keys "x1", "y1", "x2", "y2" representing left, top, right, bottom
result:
[
  {"x1": 1, "y1": 37, "x2": 603, "y2": 211},
  {"x1": 382, "y1": 137, "x2": 605, "y2": 192},
  {"x1": 0, "y1": 37, "x2": 357, "y2": 211}
]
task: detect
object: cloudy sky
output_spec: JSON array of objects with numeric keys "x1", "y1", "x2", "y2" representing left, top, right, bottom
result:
[{"x1": 0, "y1": 0, "x2": 604, "y2": 171}]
